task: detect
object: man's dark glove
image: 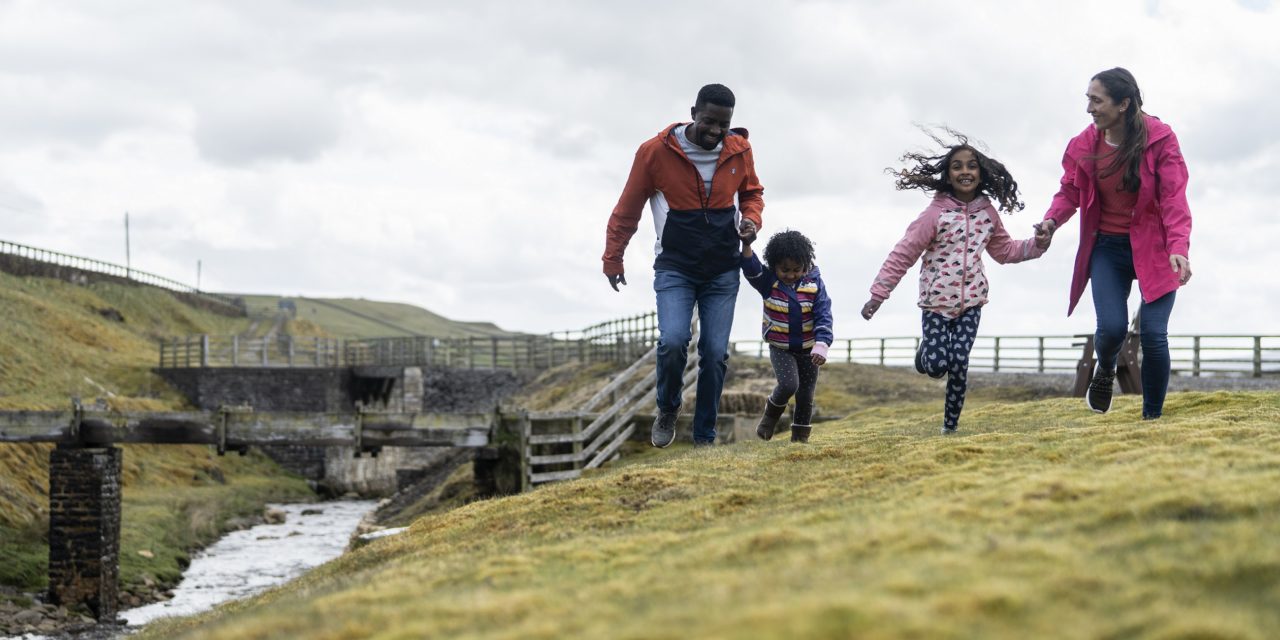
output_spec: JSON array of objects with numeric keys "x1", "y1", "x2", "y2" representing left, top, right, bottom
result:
[{"x1": 608, "y1": 273, "x2": 627, "y2": 291}]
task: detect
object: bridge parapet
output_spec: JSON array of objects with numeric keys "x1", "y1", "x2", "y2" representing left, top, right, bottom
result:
[{"x1": 0, "y1": 407, "x2": 495, "y2": 452}]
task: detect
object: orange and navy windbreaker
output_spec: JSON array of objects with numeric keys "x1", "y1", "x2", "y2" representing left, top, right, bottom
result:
[{"x1": 603, "y1": 123, "x2": 764, "y2": 279}]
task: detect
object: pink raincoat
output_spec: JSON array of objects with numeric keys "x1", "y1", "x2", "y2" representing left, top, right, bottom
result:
[{"x1": 1043, "y1": 114, "x2": 1192, "y2": 315}]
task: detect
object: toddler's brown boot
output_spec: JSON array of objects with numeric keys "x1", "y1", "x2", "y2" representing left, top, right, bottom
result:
[
  {"x1": 790, "y1": 424, "x2": 812, "y2": 443},
  {"x1": 756, "y1": 399, "x2": 787, "y2": 441}
]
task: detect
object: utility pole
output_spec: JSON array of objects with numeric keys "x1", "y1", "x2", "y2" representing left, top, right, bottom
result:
[{"x1": 124, "y1": 212, "x2": 131, "y2": 280}]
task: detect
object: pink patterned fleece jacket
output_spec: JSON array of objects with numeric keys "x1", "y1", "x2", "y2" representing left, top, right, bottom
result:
[{"x1": 870, "y1": 193, "x2": 1045, "y2": 318}]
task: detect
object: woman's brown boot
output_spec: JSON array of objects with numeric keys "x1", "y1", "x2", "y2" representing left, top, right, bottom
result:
[
  {"x1": 756, "y1": 399, "x2": 787, "y2": 441},
  {"x1": 790, "y1": 424, "x2": 812, "y2": 443}
]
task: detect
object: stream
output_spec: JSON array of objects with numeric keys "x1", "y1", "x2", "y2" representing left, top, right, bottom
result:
[{"x1": 7, "y1": 499, "x2": 378, "y2": 639}]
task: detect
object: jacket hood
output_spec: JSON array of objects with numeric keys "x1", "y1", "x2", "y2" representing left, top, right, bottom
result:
[
  {"x1": 931, "y1": 192, "x2": 992, "y2": 211},
  {"x1": 661, "y1": 122, "x2": 751, "y2": 153},
  {"x1": 1067, "y1": 113, "x2": 1173, "y2": 156}
]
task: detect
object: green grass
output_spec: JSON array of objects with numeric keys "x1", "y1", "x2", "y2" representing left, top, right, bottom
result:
[
  {"x1": 0, "y1": 271, "x2": 252, "y2": 410},
  {"x1": 236, "y1": 294, "x2": 514, "y2": 339},
  {"x1": 137, "y1": 390, "x2": 1280, "y2": 639}
]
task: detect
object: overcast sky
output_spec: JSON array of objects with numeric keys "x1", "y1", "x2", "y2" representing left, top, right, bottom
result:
[{"x1": 1, "y1": 0, "x2": 1276, "y2": 340}]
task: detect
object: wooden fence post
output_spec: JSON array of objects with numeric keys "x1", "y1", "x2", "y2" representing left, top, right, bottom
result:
[
  {"x1": 232, "y1": 335, "x2": 239, "y2": 366},
  {"x1": 1255, "y1": 337, "x2": 1263, "y2": 378},
  {"x1": 572, "y1": 415, "x2": 584, "y2": 473},
  {"x1": 200, "y1": 335, "x2": 209, "y2": 367},
  {"x1": 993, "y1": 337, "x2": 1001, "y2": 373},
  {"x1": 1038, "y1": 337, "x2": 1045, "y2": 373},
  {"x1": 1193, "y1": 336, "x2": 1201, "y2": 377}
]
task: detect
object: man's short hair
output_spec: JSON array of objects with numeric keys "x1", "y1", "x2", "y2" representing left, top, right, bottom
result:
[{"x1": 695, "y1": 84, "x2": 735, "y2": 110}]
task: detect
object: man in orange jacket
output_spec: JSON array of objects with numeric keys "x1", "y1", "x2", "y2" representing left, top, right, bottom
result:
[{"x1": 602, "y1": 83, "x2": 765, "y2": 448}]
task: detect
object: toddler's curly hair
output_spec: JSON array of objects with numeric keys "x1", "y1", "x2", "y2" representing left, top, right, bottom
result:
[{"x1": 762, "y1": 229, "x2": 816, "y2": 273}]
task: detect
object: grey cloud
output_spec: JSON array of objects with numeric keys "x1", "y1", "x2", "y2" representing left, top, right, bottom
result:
[
  {"x1": 192, "y1": 76, "x2": 342, "y2": 166},
  {"x1": 0, "y1": 177, "x2": 44, "y2": 215}
]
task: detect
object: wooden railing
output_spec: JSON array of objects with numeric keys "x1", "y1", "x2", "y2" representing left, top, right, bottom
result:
[
  {"x1": 0, "y1": 238, "x2": 244, "y2": 314},
  {"x1": 159, "y1": 335, "x2": 345, "y2": 368},
  {"x1": 524, "y1": 320, "x2": 698, "y2": 486},
  {"x1": 730, "y1": 334, "x2": 1280, "y2": 377},
  {"x1": 159, "y1": 312, "x2": 661, "y2": 370}
]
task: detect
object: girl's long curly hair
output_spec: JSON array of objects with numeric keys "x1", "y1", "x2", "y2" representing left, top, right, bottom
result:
[{"x1": 886, "y1": 126, "x2": 1025, "y2": 213}]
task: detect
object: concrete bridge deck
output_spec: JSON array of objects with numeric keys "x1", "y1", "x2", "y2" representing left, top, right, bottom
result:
[{"x1": 0, "y1": 408, "x2": 494, "y2": 452}]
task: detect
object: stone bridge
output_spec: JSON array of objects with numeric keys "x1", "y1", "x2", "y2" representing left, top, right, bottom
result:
[{"x1": 0, "y1": 405, "x2": 530, "y2": 621}]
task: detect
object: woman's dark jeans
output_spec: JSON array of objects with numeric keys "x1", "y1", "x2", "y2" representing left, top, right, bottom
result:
[{"x1": 1089, "y1": 233, "x2": 1177, "y2": 418}]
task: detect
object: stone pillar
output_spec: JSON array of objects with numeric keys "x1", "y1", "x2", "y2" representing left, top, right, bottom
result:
[
  {"x1": 47, "y1": 445, "x2": 122, "y2": 622},
  {"x1": 402, "y1": 366, "x2": 424, "y2": 411},
  {"x1": 474, "y1": 409, "x2": 528, "y2": 496}
]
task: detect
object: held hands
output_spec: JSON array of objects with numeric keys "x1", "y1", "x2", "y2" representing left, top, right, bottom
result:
[
  {"x1": 738, "y1": 220, "x2": 758, "y2": 245},
  {"x1": 811, "y1": 352, "x2": 827, "y2": 366},
  {"x1": 861, "y1": 298, "x2": 881, "y2": 320},
  {"x1": 1170, "y1": 255, "x2": 1192, "y2": 285},
  {"x1": 1033, "y1": 219, "x2": 1056, "y2": 250},
  {"x1": 607, "y1": 273, "x2": 627, "y2": 291}
]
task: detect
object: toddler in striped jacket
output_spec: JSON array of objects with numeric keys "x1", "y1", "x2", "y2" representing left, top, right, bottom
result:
[{"x1": 739, "y1": 223, "x2": 833, "y2": 443}]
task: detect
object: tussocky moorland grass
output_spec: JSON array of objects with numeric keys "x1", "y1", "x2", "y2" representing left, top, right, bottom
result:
[{"x1": 138, "y1": 390, "x2": 1280, "y2": 639}]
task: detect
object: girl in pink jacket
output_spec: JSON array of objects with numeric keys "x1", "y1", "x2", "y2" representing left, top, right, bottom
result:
[
  {"x1": 1034, "y1": 68, "x2": 1192, "y2": 420},
  {"x1": 862, "y1": 130, "x2": 1048, "y2": 434}
]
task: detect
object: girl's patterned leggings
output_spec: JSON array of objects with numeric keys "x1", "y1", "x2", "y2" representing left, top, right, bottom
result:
[
  {"x1": 920, "y1": 307, "x2": 982, "y2": 430},
  {"x1": 768, "y1": 346, "x2": 819, "y2": 426}
]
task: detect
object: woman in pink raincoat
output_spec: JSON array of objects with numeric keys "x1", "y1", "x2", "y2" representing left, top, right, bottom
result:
[{"x1": 1035, "y1": 67, "x2": 1193, "y2": 420}]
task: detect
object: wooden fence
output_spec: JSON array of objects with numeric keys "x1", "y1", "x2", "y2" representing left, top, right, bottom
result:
[
  {"x1": 159, "y1": 335, "x2": 345, "y2": 368},
  {"x1": 730, "y1": 334, "x2": 1280, "y2": 377},
  {"x1": 0, "y1": 238, "x2": 244, "y2": 314},
  {"x1": 159, "y1": 312, "x2": 661, "y2": 370}
]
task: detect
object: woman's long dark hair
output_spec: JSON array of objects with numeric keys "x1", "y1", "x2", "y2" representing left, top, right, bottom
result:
[
  {"x1": 886, "y1": 126, "x2": 1024, "y2": 213},
  {"x1": 1093, "y1": 67, "x2": 1147, "y2": 193}
]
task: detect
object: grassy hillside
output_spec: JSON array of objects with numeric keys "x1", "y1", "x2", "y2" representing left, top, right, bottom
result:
[
  {"x1": 235, "y1": 294, "x2": 514, "y2": 339},
  {"x1": 0, "y1": 271, "x2": 252, "y2": 410},
  {"x1": 0, "y1": 273, "x2": 312, "y2": 602},
  {"x1": 138, "y1": 390, "x2": 1280, "y2": 639}
]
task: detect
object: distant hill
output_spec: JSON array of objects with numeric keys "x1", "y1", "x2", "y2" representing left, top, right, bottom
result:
[{"x1": 233, "y1": 294, "x2": 517, "y2": 339}]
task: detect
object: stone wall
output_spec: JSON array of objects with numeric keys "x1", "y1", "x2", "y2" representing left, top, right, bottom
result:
[
  {"x1": 156, "y1": 367, "x2": 354, "y2": 411},
  {"x1": 423, "y1": 369, "x2": 526, "y2": 412},
  {"x1": 256, "y1": 445, "x2": 327, "y2": 481},
  {"x1": 320, "y1": 447, "x2": 457, "y2": 496},
  {"x1": 47, "y1": 446, "x2": 121, "y2": 622}
]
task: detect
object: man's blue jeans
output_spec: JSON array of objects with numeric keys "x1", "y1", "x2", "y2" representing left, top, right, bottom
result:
[
  {"x1": 654, "y1": 268, "x2": 739, "y2": 444},
  {"x1": 1090, "y1": 234, "x2": 1177, "y2": 418}
]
